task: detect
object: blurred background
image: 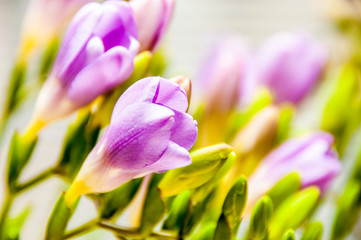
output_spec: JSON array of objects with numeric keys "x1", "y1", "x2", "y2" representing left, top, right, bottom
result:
[{"x1": 0, "y1": 0, "x2": 346, "y2": 239}]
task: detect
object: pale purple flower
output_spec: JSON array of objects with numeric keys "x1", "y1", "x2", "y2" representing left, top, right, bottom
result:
[
  {"x1": 32, "y1": 1, "x2": 139, "y2": 124},
  {"x1": 247, "y1": 132, "x2": 341, "y2": 209},
  {"x1": 130, "y1": 0, "x2": 175, "y2": 52},
  {"x1": 66, "y1": 77, "x2": 198, "y2": 201},
  {"x1": 200, "y1": 37, "x2": 251, "y2": 114},
  {"x1": 248, "y1": 32, "x2": 328, "y2": 104}
]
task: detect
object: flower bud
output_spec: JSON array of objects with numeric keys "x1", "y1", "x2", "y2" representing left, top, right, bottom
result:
[
  {"x1": 65, "y1": 77, "x2": 198, "y2": 205},
  {"x1": 247, "y1": 132, "x2": 341, "y2": 209},
  {"x1": 169, "y1": 76, "x2": 192, "y2": 103},
  {"x1": 250, "y1": 32, "x2": 328, "y2": 104},
  {"x1": 130, "y1": 0, "x2": 175, "y2": 52},
  {"x1": 30, "y1": 1, "x2": 139, "y2": 127},
  {"x1": 20, "y1": 0, "x2": 90, "y2": 60}
]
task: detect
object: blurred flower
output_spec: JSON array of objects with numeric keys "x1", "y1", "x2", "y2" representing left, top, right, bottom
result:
[
  {"x1": 28, "y1": 1, "x2": 139, "y2": 130},
  {"x1": 197, "y1": 37, "x2": 251, "y2": 145},
  {"x1": 130, "y1": 0, "x2": 175, "y2": 52},
  {"x1": 19, "y1": 0, "x2": 90, "y2": 60},
  {"x1": 249, "y1": 32, "x2": 328, "y2": 104},
  {"x1": 246, "y1": 132, "x2": 341, "y2": 210},
  {"x1": 65, "y1": 77, "x2": 198, "y2": 205}
]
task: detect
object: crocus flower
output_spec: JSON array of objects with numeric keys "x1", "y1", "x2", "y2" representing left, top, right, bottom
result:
[
  {"x1": 246, "y1": 131, "x2": 341, "y2": 211},
  {"x1": 20, "y1": 0, "x2": 90, "y2": 60},
  {"x1": 197, "y1": 37, "x2": 251, "y2": 146},
  {"x1": 28, "y1": 1, "x2": 139, "y2": 131},
  {"x1": 65, "y1": 77, "x2": 198, "y2": 205},
  {"x1": 248, "y1": 32, "x2": 328, "y2": 104},
  {"x1": 130, "y1": 0, "x2": 175, "y2": 52}
]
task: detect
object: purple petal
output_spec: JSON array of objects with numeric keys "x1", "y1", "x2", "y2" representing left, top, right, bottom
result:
[
  {"x1": 143, "y1": 141, "x2": 192, "y2": 173},
  {"x1": 53, "y1": 2, "x2": 103, "y2": 81},
  {"x1": 170, "y1": 111, "x2": 198, "y2": 150},
  {"x1": 103, "y1": 102, "x2": 175, "y2": 170},
  {"x1": 68, "y1": 46, "x2": 134, "y2": 106},
  {"x1": 111, "y1": 77, "x2": 160, "y2": 120},
  {"x1": 154, "y1": 77, "x2": 188, "y2": 112}
]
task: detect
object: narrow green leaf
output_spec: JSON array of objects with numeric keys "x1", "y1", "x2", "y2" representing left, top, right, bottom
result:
[
  {"x1": 245, "y1": 196, "x2": 273, "y2": 240},
  {"x1": 270, "y1": 187, "x2": 320, "y2": 240},
  {"x1": 301, "y1": 222, "x2": 323, "y2": 240},
  {"x1": 282, "y1": 229, "x2": 296, "y2": 240},
  {"x1": 163, "y1": 191, "x2": 191, "y2": 231},
  {"x1": 214, "y1": 214, "x2": 232, "y2": 240}
]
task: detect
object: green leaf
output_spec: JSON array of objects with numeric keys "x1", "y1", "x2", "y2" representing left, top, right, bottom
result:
[
  {"x1": 266, "y1": 172, "x2": 301, "y2": 209},
  {"x1": 4, "y1": 206, "x2": 30, "y2": 240},
  {"x1": 57, "y1": 113, "x2": 100, "y2": 181},
  {"x1": 45, "y1": 193, "x2": 78, "y2": 240},
  {"x1": 7, "y1": 132, "x2": 37, "y2": 188},
  {"x1": 140, "y1": 174, "x2": 166, "y2": 235},
  {"x1": 222, "y1": 176, "x2": 247, "y2": 234},
  {"x1": 100, "y1": 178, "x2": 142, "y2": 219},
  {"x1": 3, "y1": 60, "x2": 26, "y2": 119},
  {"x1": 214, "y1": 214, "x2": 232, "y2": 240},
  {"x1": 270, "y1": 187, "x2": 320, "y2": 240},
  {"x1": 159, "y1": 144, "x2": 233, "y2": 197},
  {"x1": 276, "y1": 106, "x2": 294, "y2": 144},
  {"x1": 282, "y1": 229, "x2": 296, "y2": 240},
  {"x1": 39, "y1": 38, "x2": 60, "y2": 83},
  {"x1": 245, "y1": 196, "x2": 273, "y2": 240},
  {"x1": 301, "y1": 222, "x2": 323, "y2": 240},
  {"x1": 331, "y1": 180, "x2": 361, "y2": 240},
  {"x1": 190, "y1": 224, "x2": 216, "y2": 240},
  {"x1": 191, "y1": 152, "x2": 236, "y2": 203},
  {"x1": 163, "y1": 191, "x2": 191, "y2": 231}
]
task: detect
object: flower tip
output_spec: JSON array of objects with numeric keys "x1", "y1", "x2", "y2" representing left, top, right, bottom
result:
[{"x1": 169, "y1": 76, "x2": 192, "y2": 102}]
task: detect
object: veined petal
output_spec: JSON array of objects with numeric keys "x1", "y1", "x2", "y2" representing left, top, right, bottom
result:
[
  {"x1": 103, "y1": 102, "x2": 175, "y2": 169},
  {"x1": 68, "y1": 46, "x2": 134, "y2": 105},
  {"x1": 53, "y1": 2, "x2": 103, "y2": 81},
  {"x1": 111, "y1": 77, "x2": 161, "y2": 121},
  {"x1": 170, "y1": 111, "x2": 198, "y2": 150}
]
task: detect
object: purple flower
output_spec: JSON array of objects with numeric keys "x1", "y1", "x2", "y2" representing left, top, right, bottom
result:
[
  {"x1": 130, "y1": 0, "x2": 174, "y2": 52},
  {"x1": 65, "y1": 77, "x2": 198, "y2": 203},
  {"x1": 200, "y1": 37, "x2": 251, "y2": 113},
  {"x1": 32, "y1": 1, "x2": 139, "y2": 124},
  {"x1": 248, "y1": 32, "x2": 328, "y2": 104},
  {"x1": 247, "y1": 132, "x2": 341, "y2": 209}
]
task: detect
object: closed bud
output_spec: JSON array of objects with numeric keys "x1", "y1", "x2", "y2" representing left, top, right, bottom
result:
[
  {"x1": 131, "y1": 0, "x2": 175, "y2": 52},
  {"x1": 170, "y1": 76, "x2": 192, "y2": 104},
  {"x1": 65, "y1": 77, "x2": 197, "y2": 206},
  {"x1": 159, "y1": 144, "x2": 233, "y2": 197},
  {"x1": 28, "y1": 1, "x2": 139, "y2": 136}
]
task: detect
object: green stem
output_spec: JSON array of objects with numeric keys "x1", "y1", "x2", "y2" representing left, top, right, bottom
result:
[
  {"x1": 64, "y1": 219, "x2": 98, "y2": 239},
  {"x1": 0, "y1": 192, "x2": 14, "y2": 238},
  {"x1": 14, "y1": 168, "x2": 55, "y2": 194},
  {"x1": 98, "y1": 221, "x2": 179, "y2": 240}
]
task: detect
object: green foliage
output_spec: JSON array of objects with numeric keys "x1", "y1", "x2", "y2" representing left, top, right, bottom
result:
[
  {"x1": 214, "y1": 214, "x2": 232, "y2": 240},
  {"x1": 7, "y1": 132, "x2": 38, "y2": 189},
  {"x1": 159, "y1": 144, "x2": 233, "y2": 197},
  {"x1": 45, "y1": 194, "x2": 78, "y2": 240},
  {"x1": 269, "y1": 187, "x2": 320, "y2": 240},
  {"x1": 245, "y1": 196, "x2": 273, "y2": 240},
  {"x1": 3, "y1": 207, "x2": 30, "y2": 240},
  {"x1": 266, "y1": 172, "x2": 301, "y2": 209},
  {"x1": 331, "y1": 180, "x2": 361, "y2": 240},
  {"x1": 140, "y1": 174, "x2": 166, "y2": 235},
  {"x1": 275, "y1": 105, "x2": 294, "y2": 144},
  {"x1": 301, "y1": 222, "x2": 323, "y2": 240},
  {"x1": 39, "y1": 38, "x2": 60, "y2": 83},
  {"x1": 282, "y1": 229, "x2": 296, "y2": 240},
  {"x1": 57, "y1": 113, "x2": 100, "y2": 181},
  {"x1": 163, "y1": 191, "x2": 191, "y2": 232},
  {"x1": 100, "y1": 178, "x2": 142, "y2": 219}
]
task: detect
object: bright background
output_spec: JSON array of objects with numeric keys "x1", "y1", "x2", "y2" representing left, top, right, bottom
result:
[{"x1": 0, "y1": 0, "x2": 342, "y2": 239}]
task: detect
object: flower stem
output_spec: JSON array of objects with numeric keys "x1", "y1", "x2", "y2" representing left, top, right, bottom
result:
[
  {"x1": 63, "y1": 219, "x2": 98, "y2": 239},
  {"x1": 14, "y1": 168, "x2": 55, "y2": 194},
  {"x1": 0, "y1": 192, "x2": 14, "y2": 237}
]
